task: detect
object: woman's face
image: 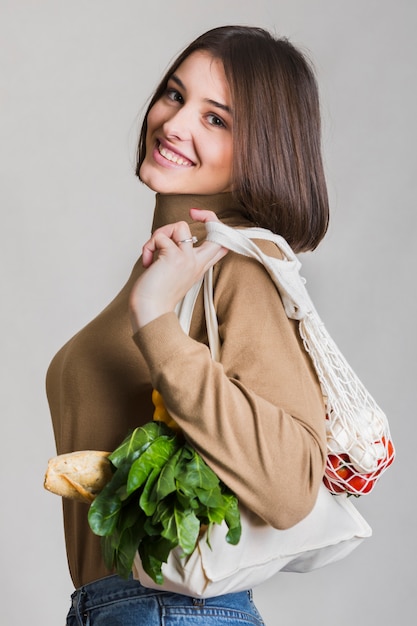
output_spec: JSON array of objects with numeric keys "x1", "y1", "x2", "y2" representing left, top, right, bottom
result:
[{"x1": 139, "y1": 51, "x2": 233, "y2": 195}]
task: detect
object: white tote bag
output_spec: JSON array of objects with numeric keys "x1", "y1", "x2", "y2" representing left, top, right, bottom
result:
[
  {"x1": 133, "y1": 485, "x2": 371, "y2": 597},
  {"x1": 133, "y1": 224, "x2": 373, "y2": 598}
]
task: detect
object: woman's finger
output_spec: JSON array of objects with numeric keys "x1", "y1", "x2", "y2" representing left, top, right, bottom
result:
[
  {"x1": 194, "y1": 240, "x2": 228, "y2": 274},
  {"x1": 142, "y1": 232, "x2": 173, "y2": 267},
  {"x1": 189, "y1": 208, "x2": 221, "y2": 224},
  {"x1": 142, "y1": 221, "x2": 192, "y2": 267}
]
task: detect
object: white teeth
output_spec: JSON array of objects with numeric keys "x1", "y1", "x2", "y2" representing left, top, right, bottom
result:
[{"x1": 158, "y1": 144, "x2": 191, "y2": 166}]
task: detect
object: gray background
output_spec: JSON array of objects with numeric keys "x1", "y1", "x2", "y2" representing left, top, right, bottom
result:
[{"x1": 1, "y1": 1, "x2": 415, "y2": 624}]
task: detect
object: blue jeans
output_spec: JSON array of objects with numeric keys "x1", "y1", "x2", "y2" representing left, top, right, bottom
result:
[{"x1": 66, "y1": 575, "x2": 265, "y2": 625}]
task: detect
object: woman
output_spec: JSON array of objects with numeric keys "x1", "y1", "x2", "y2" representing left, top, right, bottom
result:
[{"x1": 47, "y1": 25, "x2": 328, "y2": 625}]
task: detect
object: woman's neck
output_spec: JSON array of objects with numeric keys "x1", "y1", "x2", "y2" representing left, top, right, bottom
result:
[{"x1": 152, "y1": 192, "x2": 249, "y2": 239}]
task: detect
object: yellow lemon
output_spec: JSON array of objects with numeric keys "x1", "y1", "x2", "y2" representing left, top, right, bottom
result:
[{"x1": 152, "y1": 389, "x2": 181, "y2": 433}]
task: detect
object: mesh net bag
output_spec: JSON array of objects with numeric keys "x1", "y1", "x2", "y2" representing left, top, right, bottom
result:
[
  {"x1": 299, "y1": 316, "x2": 395, "y2": 495},
  {"x1": 205, "y1": 222, "x2": 395, "y2": 496}
]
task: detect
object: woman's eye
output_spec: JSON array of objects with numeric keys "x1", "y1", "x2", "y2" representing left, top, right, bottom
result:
[
  {"x1": 166, "y1": 88, "x2": 184, "y2": 104},
  {"x1": 207, "y1": 114, "x2": 226, "y2": 128}
]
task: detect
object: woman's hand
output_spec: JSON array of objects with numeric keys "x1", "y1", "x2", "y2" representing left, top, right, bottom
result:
[{"x1": 129, "y1": 209, "x2": 228, "y2": 332}]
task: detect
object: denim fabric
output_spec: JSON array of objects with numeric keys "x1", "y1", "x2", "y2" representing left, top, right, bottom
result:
[{"x1": 66, "y1": 575, "x2": 265, "y2": 626}]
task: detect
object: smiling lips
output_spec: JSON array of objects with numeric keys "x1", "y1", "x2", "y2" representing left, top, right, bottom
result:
[{"x1": 157, "y1": 141, "x2": 194, "y2": 167}]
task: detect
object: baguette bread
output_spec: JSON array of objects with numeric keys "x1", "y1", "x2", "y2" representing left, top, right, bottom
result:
[{"x1": 44, "y1": 450, "x2": 112, "y2": 503}]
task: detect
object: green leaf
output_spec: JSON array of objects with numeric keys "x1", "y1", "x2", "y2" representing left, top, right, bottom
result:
[
  {"x1": 175, "y1": 505, "x2": 200, "y2": 555},
  {"x1": 101, "y1": 534, "x2": 117, "y2": 572},
  {"x1": 223, "y1": 493, "x2": 242, "y2": 545},
  {"x1": 195, "y1": 486, "x2": 225, "y2": 509},
  {"x1": 139, "y1": 537, "x2": 175, "y2": 584},
  {"x1": 119, "y1": 497, "x2": 144, "y2": 531},
  {"x1": 88, "y1": 497, "x2": 122, "y2": 537},
  {"x1": 176, "y1": 445, "x2": 220, "y2": 490},
  {"x1": 206, "y1": 505, "x2": 227, "y2": 526},
  {"x1": 176, "y1": 491, "x2": 199, "y2": 510},
  {"x1": 88, "y1": 463, "x2": 131, "y2": 536},
  {"x1": 143, "y1": 516, "x2": 163, "y2": 537},
  {"x1": 139, "y1": 466, "x2": 162, "y2": 516},
  {"x1": 109, "y1": 422, "x2": 173, "y2": 467},
  {"x1": 100, "y1": 499, "x2": 147, "y2": 577},
  {"x1": 103, "y1": 516, "x2": 144, "y2": 579},
  {"x1": 126, "y1": 436, "x2": 179, "y2": 495},
  {"x1": 156, "y1": 502, "x2": 178, "y2": 545},
  {"x1": 113, "y1": 518, "x2": 146, "y2": 579},
  {"x1": 152, "y1": 447, "x2": 183, "y2": 500}
]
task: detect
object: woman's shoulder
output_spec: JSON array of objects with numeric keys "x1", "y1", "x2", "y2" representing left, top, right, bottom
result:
[
  {"x1": 213, "y1": 229, "x2": 285, "y2": 274},
  {"x1": 212, "y1": 234, "x2": 284, "y2": 300}
]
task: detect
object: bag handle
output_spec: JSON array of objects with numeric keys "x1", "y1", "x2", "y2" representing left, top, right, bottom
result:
[{"x1": 175, "y1": 272, "x2": 220, "y2": 362}]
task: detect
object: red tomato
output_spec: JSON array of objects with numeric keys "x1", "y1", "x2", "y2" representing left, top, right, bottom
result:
[
  {"x1": 326, "y1": 454, "x2": 352, "y2": 481},
  {"x1": 377, "y1": 437, "x2": 395, "y2": 468},
  {"x1": 346, "y1": 474, "x2": 375, "y2": 494},
  {"x1": 323, "y1": 476, "x2": 345, "y2": 493}
]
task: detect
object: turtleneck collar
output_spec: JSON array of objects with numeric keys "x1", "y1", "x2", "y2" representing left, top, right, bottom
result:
[{"x1": 151, "y1": 192, "x2": 251, "y2": 241}]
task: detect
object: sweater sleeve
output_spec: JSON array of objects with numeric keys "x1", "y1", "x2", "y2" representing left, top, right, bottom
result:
[{"x1": 133, "y1": 243, "x2": 326, "y2": 529}]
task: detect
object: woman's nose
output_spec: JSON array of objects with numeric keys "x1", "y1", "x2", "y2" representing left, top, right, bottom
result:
[{"x1": 162, "y1": 105, "x2": 193, "y2": 141}]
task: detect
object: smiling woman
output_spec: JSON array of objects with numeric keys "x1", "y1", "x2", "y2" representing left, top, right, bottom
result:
[
  {"x1": 139, "y1": 51, "x2": 234, "y2": 195},
  {"x1": 137, "y1": 25, "x2": 328, "y2": 252},
  {"x1": 46, "y1": 25, "x2": 331, "y2": 626}
]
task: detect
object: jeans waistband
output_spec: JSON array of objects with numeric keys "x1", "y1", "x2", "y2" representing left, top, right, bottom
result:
[
  {"x1": 70, "y1": 574, "x2": 252, "y2": 612},
  {"x1": 70, "y1": 575, "x2": 167, "y2": 611}
]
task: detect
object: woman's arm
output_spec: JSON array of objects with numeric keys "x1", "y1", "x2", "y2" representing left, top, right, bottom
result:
[{"x1": 131, "y1": 219, "x2": 326, "y2": 529}]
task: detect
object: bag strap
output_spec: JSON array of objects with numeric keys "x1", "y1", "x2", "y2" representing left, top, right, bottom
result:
[
  {"x1": 176, "y1": 271, "x2": 220, "y2": 361},
  {"x1": 205, "y1": 223, "x2": 315, "y2": 321}
]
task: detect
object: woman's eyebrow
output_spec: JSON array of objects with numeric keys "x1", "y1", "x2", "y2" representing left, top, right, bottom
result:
[
  {"x1": 171, "y1": 74, "x2": 186, "y2": 90},
  {"x1": 170, "y1": 73, "x2": 232, "y2": 114},
  {"x1": 206, "y1": 99, "x2": 231, "y2": 114}
]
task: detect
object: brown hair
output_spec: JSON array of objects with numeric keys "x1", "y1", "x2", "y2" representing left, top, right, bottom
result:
[{"x1": 136, "y1": 26, "x2": 329, "y2": 252}]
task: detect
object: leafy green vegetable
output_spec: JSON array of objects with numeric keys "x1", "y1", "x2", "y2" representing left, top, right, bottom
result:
[
  {"x1": 87, "y1": 421, "x2": 241, "y2": 583},
  {"x1": 109, "y1": 422, "x2": 170, "y2": 467},
  {"x1": 127, "y1": 436, "x2": 178, "y2": 496}
]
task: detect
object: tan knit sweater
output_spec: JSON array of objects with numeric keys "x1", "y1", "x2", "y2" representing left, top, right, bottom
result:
[{"x1": 46, "y1": 192, "x2": 326, "y2": 589}]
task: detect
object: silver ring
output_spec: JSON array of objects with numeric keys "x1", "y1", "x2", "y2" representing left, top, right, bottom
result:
[{"x1": 178, "y1": 236, "x2": 198, "y2": 245}]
